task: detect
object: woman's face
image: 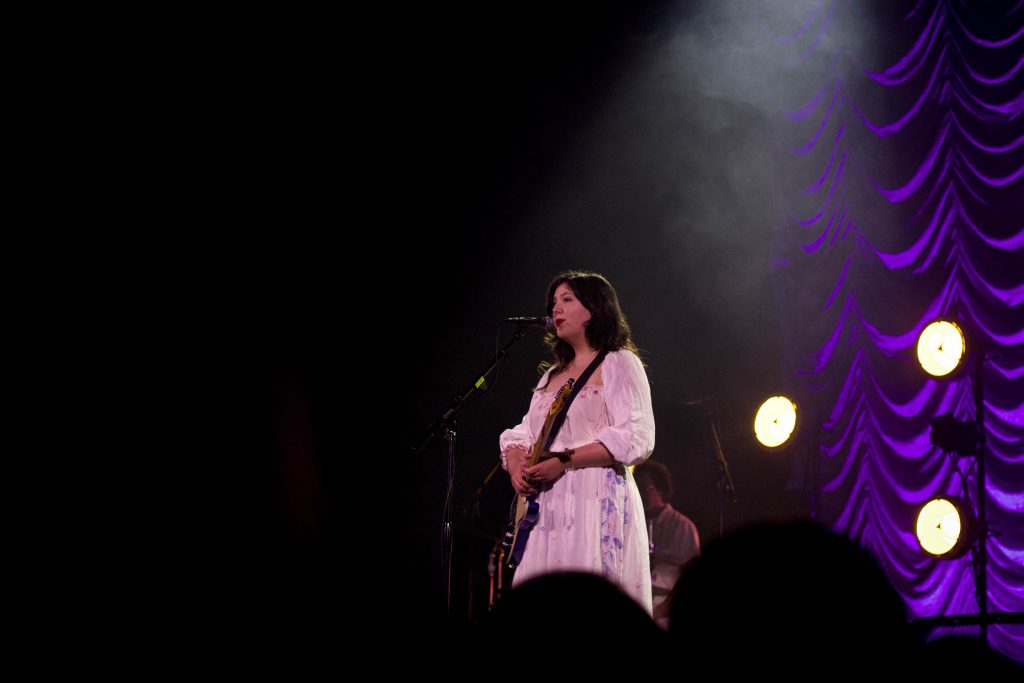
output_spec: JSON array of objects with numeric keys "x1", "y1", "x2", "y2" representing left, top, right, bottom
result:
[{"x1": 551, "y1": 283, "x2": 592, "y2": 345}]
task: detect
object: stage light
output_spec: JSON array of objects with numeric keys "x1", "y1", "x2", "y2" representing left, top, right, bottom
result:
[
  {"x1": 754, "y1": 396, "x2": 797, "y2": 448},
  {"x1": 916, "y1": 497, "x2": 974, "y2": 559},
  {"x1": 911, "y1": 322, "x2": 1015, "y2": 642},
  {"x1": 917, "y1": 320, "x2": 966, "y2": 378},
  {"x1": 930, "y1": 414, "x2": 978, "y2": 456}
]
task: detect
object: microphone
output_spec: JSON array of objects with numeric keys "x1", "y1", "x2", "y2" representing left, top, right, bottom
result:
[{"x1": 505, "y1": 316, "x2": 555, "y2": 331}]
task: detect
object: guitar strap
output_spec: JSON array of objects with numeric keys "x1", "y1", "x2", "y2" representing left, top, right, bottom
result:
[{"x1": 542, "y1": 350, "x2": 608, "y2": 451}]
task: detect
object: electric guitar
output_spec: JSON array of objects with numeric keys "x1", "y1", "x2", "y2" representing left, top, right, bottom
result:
[{"x1": 502, "y1": 377, "x2": 574, "y2": 568}]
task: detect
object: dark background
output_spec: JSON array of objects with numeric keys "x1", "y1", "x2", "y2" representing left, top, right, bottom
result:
[{"x1": 29, "y1": 0, "x2": 1020, "y2": 662}]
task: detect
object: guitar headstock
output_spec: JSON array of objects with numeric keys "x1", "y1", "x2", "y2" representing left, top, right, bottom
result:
[{"x1": 548, "y1": 377, "x2": 575, "y2": 415}]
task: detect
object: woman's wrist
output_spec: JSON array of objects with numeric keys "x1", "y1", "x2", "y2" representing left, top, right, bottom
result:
[
  {"x1": 503, "y1": 444, "x2": 529, "y2": 473},
  {"x1": 556, "y1": 448, "x2": 576, "y2": 470}
]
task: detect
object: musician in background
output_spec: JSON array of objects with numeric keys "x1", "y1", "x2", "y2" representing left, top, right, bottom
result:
[
  {"x1": 634, "y1": 460, "x2": 700, "y2": 627},
  {"x1": 499, "y1": 271, "x2": 655, "y2": 614}
]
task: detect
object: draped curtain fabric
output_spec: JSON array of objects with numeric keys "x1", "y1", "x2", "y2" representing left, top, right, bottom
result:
[{"x1": 772, "y1": 0, "x2": 1023, "y2": 661}]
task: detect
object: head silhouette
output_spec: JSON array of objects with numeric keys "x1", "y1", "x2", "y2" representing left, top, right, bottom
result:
[
  {"x1": 486, "y1": 571, "x2": 661, "y2": 650},
  {"x1": 669, "y1": 520, "x2": 912, "y2": 672}
]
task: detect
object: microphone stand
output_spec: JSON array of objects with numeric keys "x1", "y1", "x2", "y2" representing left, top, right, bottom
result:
[
  {"x1": 411, "y1": 323, "x2": 533, "y2": 617},
  {"x1": 705, "y1": 401, "x2": 737, "y2": 539}
]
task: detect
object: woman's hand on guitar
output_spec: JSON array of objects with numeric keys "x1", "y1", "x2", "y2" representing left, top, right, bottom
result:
[
  {"x1": 509, "y1": 463, "x2": 538, "y2": 496},
  {"x1": 523, "y1": 458, "x2": 565, "y2": 486}
]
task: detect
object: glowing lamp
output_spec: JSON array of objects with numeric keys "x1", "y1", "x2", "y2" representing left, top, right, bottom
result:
[
  {"x1": 917, "y1": 320, "x2": 966, "y2": 378},
  {"x1": 916, "y1": 497, "x2": 974, "y2": 558},
  {"x1": 754, "y1": 396, "x2": 797, "y2": 448}
]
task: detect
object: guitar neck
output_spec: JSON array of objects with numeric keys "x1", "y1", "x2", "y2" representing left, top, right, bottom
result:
[
  {"x1": 527, "y1": 427, "x2": 551, "y2": 467},
  {"x1": 527, "y1": 377, "x2": 573, "y2": 468}
]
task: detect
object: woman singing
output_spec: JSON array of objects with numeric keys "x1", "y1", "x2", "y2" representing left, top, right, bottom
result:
[{"x1": 500, "y1": 270, "x2": 655, "y2": 613}]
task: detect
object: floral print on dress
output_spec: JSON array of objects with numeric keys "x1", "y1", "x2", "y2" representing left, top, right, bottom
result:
[{"x1": 600, "y1": 468, "x2": 626, "y2": 579}]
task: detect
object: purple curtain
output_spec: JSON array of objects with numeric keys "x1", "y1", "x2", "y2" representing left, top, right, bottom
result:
[{"x1": 773, "y1": 0, "x2": 1023, "y2": 661}]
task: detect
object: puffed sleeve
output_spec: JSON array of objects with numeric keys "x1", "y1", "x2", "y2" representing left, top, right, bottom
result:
[
  {"x1": 498, "y1": 367, "x2": 555, "y2": 471},
  {"x1": 594, "y1": 350, "x2": 655, "y2": 466}
]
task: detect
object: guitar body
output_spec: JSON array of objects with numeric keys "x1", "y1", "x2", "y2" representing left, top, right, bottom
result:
[{"x1": 505, "y1": 492, "x2": 540, "y2": 568}]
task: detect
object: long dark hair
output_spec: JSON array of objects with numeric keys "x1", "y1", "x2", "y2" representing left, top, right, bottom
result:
[{"x1": 538, "y1": 271, "x2": 639, "y2": 385}]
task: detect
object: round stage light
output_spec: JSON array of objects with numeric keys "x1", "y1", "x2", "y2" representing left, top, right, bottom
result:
[
  {"x1": 754, "y1": 396, "x2": 798, "y2": 448},
  {"x1": 916, "y1": 497, "x2": 973, "y2": 558},
  {"x1": 917, "y1": 320, "x2": 966, "y2": 378}
]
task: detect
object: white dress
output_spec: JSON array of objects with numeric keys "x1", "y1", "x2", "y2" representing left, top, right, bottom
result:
[{"x1": 499, "y1": 349, "x2": 655, "y2": 614}]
